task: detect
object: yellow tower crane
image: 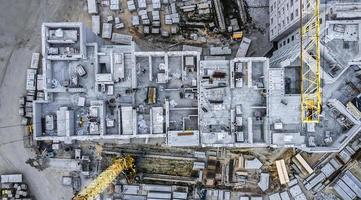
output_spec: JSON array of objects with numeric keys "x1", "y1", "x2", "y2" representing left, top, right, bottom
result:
[
  {"x1": 300, "y1": 0, "x2": 322, "y2": 123},
  {"x1": 73, "y1": 155, "x2": 135, "y2": 200}
]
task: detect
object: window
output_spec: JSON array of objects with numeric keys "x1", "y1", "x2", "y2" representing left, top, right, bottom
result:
[
  {"x1": 291, "y1": 35, "x2": 295, "y2": 41},
  {"x1": 283, "y1": 41, "x2": 286, "y2": 46},
  {"x1": 291, "y1": 13, "x2": 294, "y2": 20},
  {"x1": 287, "y1": 38, "x2": 290, "y2": 43},
  {"x1": 271, "y1": 17, "x2": 274, "y2": 24},
  {"x1": 296, "y1": 8, "x2": 298, "y2": 16},
  {"x1": 290, "y1": 0, "x2": 293, "y2": 6}
]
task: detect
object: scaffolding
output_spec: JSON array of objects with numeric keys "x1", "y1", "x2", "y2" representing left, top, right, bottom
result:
[{"x1": 300, "y1": 0, "x2": 322, "y2": 123}]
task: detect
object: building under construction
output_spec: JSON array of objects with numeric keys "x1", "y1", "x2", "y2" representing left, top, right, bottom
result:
[
  {"x1": 10, "y1": 1, "x2": 361, "y2": 200},
  {"x1": 30, "y1": 15, "x2": 361, "y2": 153}
]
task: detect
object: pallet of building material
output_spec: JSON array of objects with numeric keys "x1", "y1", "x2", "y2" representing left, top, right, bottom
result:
[
  {"x1": 161, "y1": 30, "x2": 170, "y2": 37},
  {"x1": 132, "y1": 16, "x2": 140, "y2": 26},
  {"x1": 26, "y1": 69, "x2": 37, "y2": 91},
  {"x1": 151, "y1": 28, "x2": 160, "y2": 34},
  {"x1": 30, "y1": 53, "x2": 40, "y2": 69},
  {"x1": 198, "y1": 2, "x2": 211, "y2": 9},
  {"x1": 102, "y1": 23, "x2": 112, "y2": 39},
  {"x1": 92, "y1": 15, "x2": 100, "y2": 35},
  {"x1": 36, "y1": 74, "x2": 44, "y2": 91},
  {"x1": 25, "y1": 107, "x2": 33, "y2": 118},
  {"x1": 181, "y1": 5, "x2": 196, "y2": 12},
  {"x1": 164, "y1": 14, "x2": 172, "y2": 25},
  {"x1": 142, "y1": 19, "x2": 150, "y2": 25},
  {"x1": 87, "y1": 0, "x2": 98, "y2": 14},
  {"x1": 171, "y1": 26, "x2": 178, "y2": 34},
  {"x1": 138, "y1": 0, "x2": 147, "y2": 9},
  {"x1": 1, "y1": 174, "x2": 23, "y2": 183},
  {"x1": 198, "y1": 8, "x2": 210, "y2": 15},
  {"x1": 139, "y1": 9, "x2": 147, "y2": 16},
  {"x1": 111, "y1": 33, "x2": 133, "y2": 45},
  {"x1": 115, "y1": 22, "x2": 125, "y2": 29},
  {"x1": 110, "y1": 0, "x2": 120, "y2": 10},
  {"x1": 230, "y1": 18, "x2": 240, "y2": 31},
  {"x1": 236, "y1": 37, "x2": 251, "y2": 57},
  {"x1": 25, "y1": 95, "x2": 33, "y2": 102},
  {"x1": 19, "y1": 96, "x2": 25, "y2": 106},
  {"x1": 144, "y1": 26, "x2": 150, "y2": 34},
  {"x1": 171, "y1": 13, "x2": 180, "y2": 23},
  {"x1": 127, "y1": 0, "x2": 136, "y2": 11},
  {"x1": 37, "y1": 91, "x2": 45, "y2": 100},
  {"x1": 19, "y1": 107, "x2": 25, "y2": 116},
  {"x1": 25, "y1": 101, "x2": 33, "y2": 109},
  {"x1": 152, "y1": 10, "x2": 160, "y2": 21},
  {"x1": 152, "y1": 0, "x2": 161, "y2": 9},
  {"x1": 209, "y1": 46, "x2": 231, "y2": 56},
  {"x1": 152, "y1": 20, "x2": 161, "y2": 27},
  {"x1": 20, "y1": 117, "x2": 28, "y2": 125}
]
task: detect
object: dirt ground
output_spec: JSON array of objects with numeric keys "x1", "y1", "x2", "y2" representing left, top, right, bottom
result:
[
  {"x1": 139, "y1": 158, "x2": 194, "y2": 177},
  {"x1": 94, "y1": 0, "x2": 272, "y2": 54}
]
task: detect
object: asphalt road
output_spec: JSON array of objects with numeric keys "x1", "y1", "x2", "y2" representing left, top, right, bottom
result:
[{"x1": 0, "y1": 0, "x2": 88, "y2": 199}]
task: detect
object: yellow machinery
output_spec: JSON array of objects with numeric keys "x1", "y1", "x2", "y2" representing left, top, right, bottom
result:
[
  {"x1": 73, "y1": 155, "x2": 135, "y2": 200},
  {"x1": 232, "y1": 31, "x2": 243, "y2": 40},
  {"x1": 300, "y1": 0, "x2": 322, "y2": 123},
  {"x1": 26, "y1": 124, "x2": 33, "y2": 135}
]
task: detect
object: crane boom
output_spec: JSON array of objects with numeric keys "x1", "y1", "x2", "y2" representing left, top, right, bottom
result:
[
  {"x1": 73, "y1": 155, "x2": 135, "y2": 200},
  {"x1": 300, "y1": 0, "x2": 322, "y2": 123}
]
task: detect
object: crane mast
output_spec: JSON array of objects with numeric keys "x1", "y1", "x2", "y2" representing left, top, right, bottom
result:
[
  {"x1": 300, "y1": 0, "x2": 322, "y2": 123},
  {"x1": 73, "y1": 155, "x2": 135, "y2": 200}
]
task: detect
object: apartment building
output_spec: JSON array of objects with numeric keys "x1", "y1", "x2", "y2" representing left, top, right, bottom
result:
[{"x1": 269, "y1": 0, "x2": 302, "y2": 42}]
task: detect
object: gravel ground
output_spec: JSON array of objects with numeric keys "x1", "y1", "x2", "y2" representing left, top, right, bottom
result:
[{"x1": 0, "y1": 0, "x2": 88, "y2": 199}]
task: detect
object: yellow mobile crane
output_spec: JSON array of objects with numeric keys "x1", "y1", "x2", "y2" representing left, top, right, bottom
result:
[
  {"x1": 73, "y1": 155, "x2": 135, "y2": 200},
  {"x1": 300, "y1": 0, "x2": 322, "y2": 123}
]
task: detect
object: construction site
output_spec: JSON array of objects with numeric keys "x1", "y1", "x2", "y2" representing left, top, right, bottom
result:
[{"x1": 2, "y1": 0, "x2": 361, "y2": 200}]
